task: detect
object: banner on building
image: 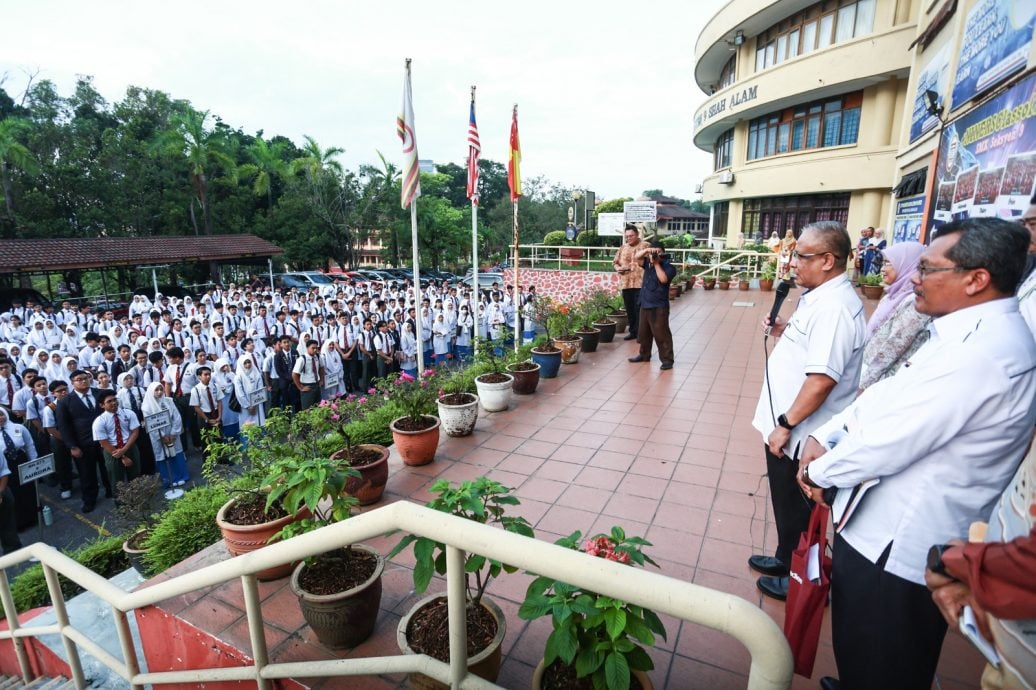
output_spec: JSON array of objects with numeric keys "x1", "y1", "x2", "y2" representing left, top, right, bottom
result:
[
  {"x1": 910, "y1": 44, "x2": 952, "y2": 143},
  {"x1": 893, "y1": 195, "x2": 926, "y2": 243},
  {"x1": 932, "y1": 72, "x2": 1036, "y2": 234},
  {"x1": 950, "y1": 0, "x2": 1036, "y2": 108}
]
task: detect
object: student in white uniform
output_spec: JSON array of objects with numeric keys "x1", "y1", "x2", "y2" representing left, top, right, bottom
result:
[
  {"x1": 141, "y1": 382, "x2": 190, "y2": 489},
  {"x1": 233, "y1": 357, "x2": 266, "y2": 428}
]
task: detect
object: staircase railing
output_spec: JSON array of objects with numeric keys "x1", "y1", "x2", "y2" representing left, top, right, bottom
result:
[{"x1": 0, "y1": 501, "x2": 793, "y2": 690}]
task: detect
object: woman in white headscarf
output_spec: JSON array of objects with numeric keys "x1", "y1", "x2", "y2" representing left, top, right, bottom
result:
[
  {"x1": 320, "y1": 340, "x2": 346, "y2": 399},
  {"x1": 41, "y1": 319, "x2": 62, "y2": 350},
  {"x1": 141, "y1": 381, "x2": 190, "y2": 488},
  {"x1": 181, "y1": 297, "x2": 196, "y2": 319},
  {"x1": 0, "y1": 407, "x2": 31, "y2": 549},
  {"x1": 234, "y1": 356, "x2": 266, "y2": 427},
  {"x1": 107, "y1": 324, "x2": 128, "y2": 349},
  {"x1": 33, "y1": 348, "x2": 50, "y2": 375},
  {"x1": 212, "y1": 358, "x2": 240, "y2": 444},
  {"x1": 59, "y1": 356, "x2": 78, "y2": 386},
  {"x1": 44, "y1": 351, "x2": 65, "y2": 384},
  {"x1": 26, "y1": 321, "x2": 48, "y2": 350},
  {"x1": 60, "y1": 325, "x2": 79, "y2": 354},
  {"x1": 16, "y1": 344, "x2": 34, "y2": 373}
]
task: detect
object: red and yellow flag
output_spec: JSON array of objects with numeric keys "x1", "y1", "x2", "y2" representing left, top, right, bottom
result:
[
  {"x1": 507, "y1": 105, "x2": 522, "y2": 202},
  {"x1": 396, "y1": 59, "x2": 421, "y2": 209}
]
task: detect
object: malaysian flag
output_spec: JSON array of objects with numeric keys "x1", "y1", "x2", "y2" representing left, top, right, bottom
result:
[
  {"x1": 397, "y1": 59, "x2": 421, "y2": 209},
  {"x1": 466, "y1": 96, "x2": 481, "y2": 204}
]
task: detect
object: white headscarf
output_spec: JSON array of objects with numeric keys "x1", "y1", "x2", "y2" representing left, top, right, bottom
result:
[
  {"x1": 320, "y1": 340, "x2": 343, "y2": 376},
  {"x1": 212, "y1": 357, "x2": 235, "y2": 396},
  {"x1": 60, "y1": 326, "x2": 79, "y2": 354},
  {"x1": 234, "y1": 355, "x2": 262, "y2": 388},
  {"x1": 140, "y1": 381, "x2": 167, "y2": 417}
]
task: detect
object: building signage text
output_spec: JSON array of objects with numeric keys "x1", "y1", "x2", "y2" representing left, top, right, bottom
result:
[{"x1": 694, "y1": 85, "x2": 759, "y2": 132}]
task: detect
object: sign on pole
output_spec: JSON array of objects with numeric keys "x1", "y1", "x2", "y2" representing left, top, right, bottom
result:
[
  {"x1": 18, "y1": 454, "x2": 55, "y2": 485},
  {"x1": 145, "y1": 410, "x2": 171, "y2": 434},
  {"x1": 598, "y1": 213, "x2": 626, "y2": 236},
  {"x1": 623, "y1": 201, "x2": 657, "y2": 224}
]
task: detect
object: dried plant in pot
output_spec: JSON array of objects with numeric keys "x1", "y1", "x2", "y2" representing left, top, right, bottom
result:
[
  {"x1": 472, "y1": 333, "x2": 514, "y2": 412},
  {"x1": 264, "y1": 454, "x2": 384, "y2": 649},
  {"x1": 113, "y1": 474, "x2": 168, "y2": 577},
  {"x1": 389, "y1": 477, "x2": 535, "y2": 689},
  {"x1": 436, "y1": 373, "x2": 480, "y2": 438},
  {"x1": 519, "y1": 527, "x2": 668, "y2": 690}
]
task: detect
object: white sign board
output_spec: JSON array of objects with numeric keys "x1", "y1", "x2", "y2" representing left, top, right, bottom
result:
[
  {"x1": 324, "y1": 373, "x2": 341, "y2": 389},
  {"x1": 623, "y1": 201, "x2": 657, "y2": 223},
  {"x1": 145, "y1": 410, "x2": 171, "y2": 433},
  {"x1": 598, "y1": 213, "x2": 626, "y2": 236},
  {"x1": 18, "y1": 453, "x2": 54, "y2": 484},
  {"x1": 247, "y1": 388, "x2": 269, "y2": 407}
]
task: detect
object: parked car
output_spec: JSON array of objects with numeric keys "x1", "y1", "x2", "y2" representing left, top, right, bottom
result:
[
  {"x1": 274, "y1": 272, "x2": 337, "y2": 295},
  {"x1": 132, "y1": 285, "x2": 195, "y2": 300},
  {"x1": 457, "y1": 273, "x2": 506, "y2": 290}
]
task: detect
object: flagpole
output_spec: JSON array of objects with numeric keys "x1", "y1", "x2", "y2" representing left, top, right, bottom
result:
[
  {"x1": 512, "y1": 199, "x2": 520, "y2": 353},
  {"x1": 507, "y1": 102, "x2": 523, "y2": 354},
  {"x1": 411, "y1": 201, "x2": 425, "y2": 377},
  {"x1": 470, "y1": 85, "x2": 479, "y2": 361}
]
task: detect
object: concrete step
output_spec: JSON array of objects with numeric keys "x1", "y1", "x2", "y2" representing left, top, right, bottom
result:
[{"x1": 0, "y1": 676, "x2": 72, "y2": 689}]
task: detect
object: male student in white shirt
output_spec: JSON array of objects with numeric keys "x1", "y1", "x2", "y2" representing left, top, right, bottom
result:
[
  {"x1": 797, "y1": 218, "x2": 1036, "y2": 690},
  {"x1": 292, "y1": 340, "x2": 322, "y2": 411},
  {"x1": 189, "y1": 366, "x2": 222, "y2": 447},
  {"x1": 91, "y1": 390, "x2": 141, "y2": 493}
]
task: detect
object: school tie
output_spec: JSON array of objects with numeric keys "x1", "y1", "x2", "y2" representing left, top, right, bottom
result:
[
  {"x1": 175, "y1": 366, "x2": 185, "y2": 396},
  {"x1": 207, "y1": 387, "x2": 216, "y2": 413},
  {"x1": 264, "y1": 320, "x2": 270, "y2": 338},
  {"x1": 129, "y1": 391, "x2": 139, "y2": 415},
  {"x1": 114, "y1": 413, "x2": 124, "y2": 447},
  {"x1": 1, "y1": 428, "x2": 15, "y2": 458},
  {"x1": 5, "y1": 378, "x2": 12, "y2": 405},
  {"x1": 251, "y1": 353, "x2": 259, "y2": 369}
]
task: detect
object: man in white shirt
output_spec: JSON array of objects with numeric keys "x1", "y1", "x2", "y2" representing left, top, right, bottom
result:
[
  {"x1": 189, "y1": 366, "x2": 222, "y2": 446},
  {"x1": 292, "y1": 340, "x2": 322, "y2": 410},
  {"x1": 798, "y1": 218, "x2": 1036, "y2": 690},
  {"x1": 91, "y1": 390, "x2": 141, "y2": 493},
  {"x1": 749, "y1": 221, "x2": 865, "y2": 601}
]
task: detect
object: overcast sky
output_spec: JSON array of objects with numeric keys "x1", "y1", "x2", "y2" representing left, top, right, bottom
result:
[{"x1": 1, "y1": 0, "x2": 726, "y2": 203}]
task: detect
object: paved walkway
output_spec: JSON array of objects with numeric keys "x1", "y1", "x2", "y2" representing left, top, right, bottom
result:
[{"x1": 150, "y1": 285, "x2": 986, "y2": 689}]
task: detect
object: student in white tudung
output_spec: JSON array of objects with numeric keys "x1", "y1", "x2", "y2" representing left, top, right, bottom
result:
[
  {"x1": 233, "y1": 356, "x2": 266, "y2": 428},
  {"x1": 0, "y1": 408, "x2": 29, "y2": 553},
  {"x1": 140, "y1": 382, "x2": 190, "y2": 489},
  {"x1": 212, "y1": 358, "x2": 240, "y2": 445},
  {"x1": 320, "y1": 340, "x2": 346, "y2": 399}
]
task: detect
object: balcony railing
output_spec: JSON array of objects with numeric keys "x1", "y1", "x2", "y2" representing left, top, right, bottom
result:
[
  {"x1": 0, "y1": 501, "x2": 793, "y2": 689},
  {"x1": 517, "y1": 245, "x2": 776, "y2": 280}
]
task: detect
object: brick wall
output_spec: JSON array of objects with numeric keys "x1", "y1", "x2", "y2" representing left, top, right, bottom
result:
[{"x1": 500, "y1": 269, "x2": 620, "y2": 303}]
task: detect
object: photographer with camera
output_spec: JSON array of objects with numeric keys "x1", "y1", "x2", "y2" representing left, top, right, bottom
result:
[{"x1": 627, "y1": 239, "x2": 676, "y2": 370}]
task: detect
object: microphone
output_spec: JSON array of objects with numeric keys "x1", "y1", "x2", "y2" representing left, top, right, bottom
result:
[{"x1": 764, "y1": 281, "x2": 791, "y2": 337}]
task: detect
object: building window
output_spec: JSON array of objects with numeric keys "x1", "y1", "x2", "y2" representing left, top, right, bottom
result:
[
  {"x1": 746, "y1": 91, "x2": 862, "y2": 160},
  {"x1": 714, "y1": 129, "x2": 734, "y2": 170},
  {"x1": 754, "y1": 0, "x2": 875, "y2": 73},
  {"x1": 742, "y1": 193, "x2": 851, "y2": 240},
  {"x1": 719, "y1": 56, "x2": 736, "y2": 90},
  {"x1": 713, "y1": 202, "x2": 729, "y2": 239}
]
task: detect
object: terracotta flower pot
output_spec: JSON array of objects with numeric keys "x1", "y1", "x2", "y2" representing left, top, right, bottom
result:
[
  {"x1": 553, "y1": 337, "x2": 582, "y2": 364},
  {"x1": 437, "y1": 393, "x2": 479, "y2": 437},
  {"x1": 330, "y1": 443, "x2": 389, "y2": 506},
  {"x1": 531, "y1": 659, "x2": 654, "y2": 690},
  {"x1": 759, "y1": 278, "x2": 774, "y2": 291},
  {"x1": 717, "y1": 281, "x2": 731, "y2": 290},
  {"x1": 702, "y1": 279, "x2": 716, "y2": 290},
  {"x1": 216, "y1": 496, "x2": 309, "y2": 581},
  {"x1": 390, "y1": 415, "x2": 441, "y2": 466},
  {"x1": 291, "y1": 544, "x2": 384, "y2": 649},
  {"x1": 862, "y1": 284, "x2": 885, "y2": 300},
  {"x1": 668, "y1": 286, "x2": 679, "y2": 300},
  {"x1": 738, "y1": 280, "x2": 750, "y2": 290},
  {"x1": 507, "y1": 361, "x2": 541, "y2": 394},
  {"x1": 593, "y1": 319, "x2": 616, "y2": 343},
  {"x1": 397, "y1": 594, "x2": 506, "y2": 690}
]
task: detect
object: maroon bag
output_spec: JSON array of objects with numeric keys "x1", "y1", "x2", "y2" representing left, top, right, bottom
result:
[{"x1": 783, "y1": 504, "x2": 832, "y2": 677}]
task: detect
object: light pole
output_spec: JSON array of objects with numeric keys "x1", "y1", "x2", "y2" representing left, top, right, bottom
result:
[{"x1": 571, "y1": 190, "x2": 583, "y2": 230}]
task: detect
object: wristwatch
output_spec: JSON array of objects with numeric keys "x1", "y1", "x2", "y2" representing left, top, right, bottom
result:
[
  {"x1": 777, "y1": 413, "x2": 796, "y2": 430},
  {"x1": 926, "y1": 544, "x2": 955, "y2": 578},
  {"x1": 801, "y1": 464, "x2": 820, "y2": 488}
]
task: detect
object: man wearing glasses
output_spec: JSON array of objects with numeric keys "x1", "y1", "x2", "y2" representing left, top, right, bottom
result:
[
  {"x1": 749, "y1": 221, "x2": 866, "y2": 601},
  {"x1": 1014, "y1": 195, "x2": 1036, "y2": 337},
  {"x1": 55, "y1": 369, "x2": 112, "y2": 513},
  {"x1": 797, "y1": 218, "x2": 1036, "y2": 690}
]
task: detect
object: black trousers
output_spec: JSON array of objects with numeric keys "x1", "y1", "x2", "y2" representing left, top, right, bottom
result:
[
  {"x1": 622, "y1": 288, "x2": 640, "y2": 336},
  {"x1": 764, "y1": 445, "x2": 812, "y2": 565},
  {"x1": 0, "y1": 487, "x2": 22, "y2": 554},
  {"x1": 73, "y1": 442, "x2": 109, "y2": 505},
  {"x1": 831, "y1": 535, "x2": 947, "y2": 690},
  {"x1": 637, "y1": 305, "x2": 674, "y2": 365}
]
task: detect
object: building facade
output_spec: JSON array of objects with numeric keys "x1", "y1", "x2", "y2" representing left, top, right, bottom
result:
[{"x1": 693, "y1": 0, "x2": 920, "y2": 245}]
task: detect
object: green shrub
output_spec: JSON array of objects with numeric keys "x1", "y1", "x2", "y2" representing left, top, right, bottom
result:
[
  {"x1": 143, "y1": 485, "x2": 228, "y2": 575},
  {"x1": 6, "y1": 535, "x2": 128, "y2": 615},
  {"x1": 575, "y1": 230, "x2": 598, "y2": 246},
  {"x1": 542, "y1": 230, "x2": 567, "y2": 246},
  {"x1": 344, "y1": 400, "x2": 406, "y2": 446},
  {"x1": 660, "y1": 235, "x2": 683, "y2": 249}
]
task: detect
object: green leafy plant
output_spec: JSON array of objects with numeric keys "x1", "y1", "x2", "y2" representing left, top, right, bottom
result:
[
  {"x1": 716, "y1": 270, "x2": 733, "y2": 283},
  {"x1": 546, "y1": 302, "x2": 578, "y2": 340},
  {"x1": 859, "y1": 272, "x2": 884, "y2": 286},
  {"x1": 518, "y1": 527, "x2": 667, "y2": 690},
  {"x1": 264, "y1": 452, "x2": 360, "y2": 545},
  {"x1": 543, "y1": 230, "x2": 567, "y2": 246},
  {"x1": 388, "y1": 477, "x2": 534, "y2": 608},
  {"x1": 581, "y1": 287, "x2": 615, "y2": 326},
  {"x1": 377, "y1": 369, "x2": 440, "y2": 424},
  {"x1": 760, "y1": 260, "x2": 777, "y2": 281},
  {"x1": 143, "y1": 485, "x2": 228, "y2": 574}
]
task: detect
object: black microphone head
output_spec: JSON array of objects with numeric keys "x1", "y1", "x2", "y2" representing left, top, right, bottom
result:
[{"x1": 775, "y1": 281, "x2": 791, "y2": 299}]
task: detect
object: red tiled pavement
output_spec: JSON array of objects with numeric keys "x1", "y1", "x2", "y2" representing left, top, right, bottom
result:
[{"x1": 141, "y1": 286, "x2": 986, "y2": 689}]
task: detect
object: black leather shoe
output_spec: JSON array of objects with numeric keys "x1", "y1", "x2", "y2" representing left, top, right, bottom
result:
[
  {"x1": 748, "y1": 555, "x2": 789, "y2": 577},
  {"x1": 82, "y1": 503, "x2": 95, "y2": 514},
  {"x1": 660, "y1": 363, "x2": 673, "y2": 370},
  {"x1": 819, "y1": 677, "x2": 841, "y2": 690},
  {"x1": 757, "y1": 575, "x2": 789, "y2": 601},
  {"x1": 627, "y1": 356, "x2": 649, "y2": 363},
  {"x1": 623, "y1": 334, "x2": 637, "y2": 340}
]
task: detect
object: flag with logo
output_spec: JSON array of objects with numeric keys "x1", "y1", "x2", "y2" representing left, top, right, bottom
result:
[
  {"x1": 397, "y1": 60, "x2": 421, "y2": 209},
  {"x1": 508, "y1": 105, "x2": 522, "y2": 202},
  {"x1": 467, "y1": 97, "x2": 481, "y2": 204}
]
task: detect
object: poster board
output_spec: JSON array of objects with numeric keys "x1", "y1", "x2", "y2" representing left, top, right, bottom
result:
[{"x1": 597, "y1": 213, "x2": 626, "y2": 236}]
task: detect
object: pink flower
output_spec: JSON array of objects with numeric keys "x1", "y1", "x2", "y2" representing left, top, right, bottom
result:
[
  {"x1": 400, "y1": 372, "x2": 415, "y2": 382},
  {"x1": 318, "y1": 400, "x2": 328, "y2": 408},
  {"x1": 331, "y1": 403, "x2": 339, "y2": 412},
  {"x1": 330, "y1": 414, "x2": 340, "y2": 421},
  {"x1": 358, "y1": 397, "x2": 368, "y2": 404},
  {"x1": 422, "y1": 369, "x2": 435, "y2": 377},
  {"x1": 367, "y1": 387, "x2": 377, "y2": 394},
  {"x1": 346, "y1": 394, "x2": 356, "y2": 402}
]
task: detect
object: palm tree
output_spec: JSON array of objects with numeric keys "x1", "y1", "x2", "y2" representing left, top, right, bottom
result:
[
  {"x1": 0, "y1": 117, "x2": 39, "y2": 224},
  {"x1": 291, "y1": 135, "x2": 344, "y2": 181},
  {"x1": 163, "y1": 107, "x2": 237, "y2": 235},
  {"x1": 238, "y1": 138, "x2": 289, "y2": 209}
]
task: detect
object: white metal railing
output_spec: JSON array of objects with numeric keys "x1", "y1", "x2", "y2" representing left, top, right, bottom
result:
[
  {"x1": 0, "y1": 502, "x2": 793, "y2": 690},
  {"x1": 518, "y1": 245, "x2": 776, "y2": 279}
]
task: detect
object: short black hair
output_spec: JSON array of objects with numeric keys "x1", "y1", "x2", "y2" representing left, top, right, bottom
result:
[
  {"x1": 49, "y1": 380, "x2": 67, "y2": 392},
  {"x1": 936, "y1": 217, "x2": 1029, "y2": 293},
  {"x1": 98, "y1": 390, "x2": 117, "y2": 404}
]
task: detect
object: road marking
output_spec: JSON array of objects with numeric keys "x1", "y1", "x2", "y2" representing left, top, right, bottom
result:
[{"x1": 42, "y1": 495, "x2": 111, "y2": 537}]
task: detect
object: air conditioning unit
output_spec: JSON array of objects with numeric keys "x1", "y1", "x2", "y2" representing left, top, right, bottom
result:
[{"x1": 718, "y1": 171, "x2": 735, "y2": 185}]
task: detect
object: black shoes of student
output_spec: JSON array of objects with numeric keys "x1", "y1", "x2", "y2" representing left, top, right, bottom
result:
[
  {"x1": 623, "y1": 334, "x2": 637, "y2": 340},
  {"x1": 82, "y1": 503, "x2": 95, "y2": 514},
  {"x1": 628, "y1": 356, "x2": 649, "y2": 363},
  {"x1": 819, "y1": 677, "x2": 841, "y2": 690},
  {"x1": 757, "y1": 575, "x2": 789, "y2": 601},
  {"x1": 660, "y1": 363, "x2": 673, "y2": 370},
  {"x1": 748, "y1": 555, "x2": 789, "y2": 577}
]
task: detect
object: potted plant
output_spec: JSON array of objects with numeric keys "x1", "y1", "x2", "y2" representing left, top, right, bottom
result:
[
  {"x1": 204, "y1": 418, "x2": 311, "y2": 581},
  {"x1": 505, "y1": 341, "x2": 541, "y2": 395},
  {"x1": 759, "y1": 261, "x2": 776, "y2": 291},
  {"x1": 546, "y1": 299, "x2": 582, "y2": 365},
  {"x1": 313, "y1": 395, "x2": 390, "y2": 506},
  {"x1": 519, "y1": 527, "x2": 668, "y2": 690},
  {"x1": 473, "y1": 334, "x2": 514, "y2": 412},
  {"x1": 737, "y1": 272, "x2": 751, "y2": 290},
  {"x1": 716, "y1": 271, "x2": 733, "y2": 290},
  {"x1": 528, "y1": 297, "x2": 564, "y2": 376},
  {"x1": 859, "y1": 272, "x2": 885, "y2": 300},
  {"x1": 436, "y1": 372, "x2": 480, "y2": 437},
  {"x1": 390, "y1": 477, "x2": 534, "y2": 689},
  {"x1": 265, "y1": 453, "x2": 384, "y2": 649},
  {"x1": 113, "y1": 474, "x2": 167, "y2": 577},
  {"x1": 573, "y1": 299, "x2": 602, "y2": 354},
  {"x1": 387, "y1": 370, "x2": 441, "y2": 466},
  {"x1": 702, "y1": 274, "x2": 716, "y2": 290},
  {"x1": 585, "y1": 287, "x2": 617, "y2": 344},
  {"x1": 606, "y1": 294, "x2": 628, "y2": 335}
]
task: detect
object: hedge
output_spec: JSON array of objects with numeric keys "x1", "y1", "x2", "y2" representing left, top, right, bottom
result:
[{"x1": 143, "y1": 485, "x2": 228, "y2": 576}]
